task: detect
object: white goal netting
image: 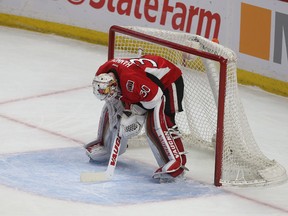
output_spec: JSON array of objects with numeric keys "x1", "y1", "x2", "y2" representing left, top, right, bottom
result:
[{"x1": 109, "y1": 26, "x2": 287, "y2": 186}]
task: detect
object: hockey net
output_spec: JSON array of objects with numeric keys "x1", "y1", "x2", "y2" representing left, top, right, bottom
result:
[{"x1": 108, "y1": 25, "x2": 287, "y2": 186}]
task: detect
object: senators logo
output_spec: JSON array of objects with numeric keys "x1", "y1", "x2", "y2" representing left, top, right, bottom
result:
[{"x1": 126, "y1": 80, "x2": 134, "y2": 92}]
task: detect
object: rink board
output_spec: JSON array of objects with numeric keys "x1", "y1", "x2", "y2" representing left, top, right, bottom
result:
[{"x1": 0, "y1": 147, "x2": 223, "y2": 205}]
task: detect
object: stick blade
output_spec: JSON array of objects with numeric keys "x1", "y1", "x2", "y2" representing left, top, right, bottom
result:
[{"x1": 80, "y1": 172, "x2": 110, "y2": 183}]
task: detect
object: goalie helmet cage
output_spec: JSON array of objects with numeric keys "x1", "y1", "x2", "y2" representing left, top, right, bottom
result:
[{"x1": 107, "y1": 25, "x2": 287, "y2": 187}]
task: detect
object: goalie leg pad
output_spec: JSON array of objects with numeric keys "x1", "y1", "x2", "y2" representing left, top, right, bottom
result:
[
  {"x1": 85, "y1": 140, "x2": 109, "y2": 162},
  {"x1": 85, "y1": 100, "x2": 128, "y2": 162},
  {"x1": 85, "y1": 126, "x2": 128, "y2": 162},
  {"x1": 87, "y1": 99, "x2": 123, "y2": 148},
  {"x1": 145, "y1": 97, "x2": 187, "y2": 178},
  {"x1": 84, "y1": 106, "x2": 110, "y2": 162},
  {"x1": 165, "y1": 115, "x2": 187, "y2": 166}
]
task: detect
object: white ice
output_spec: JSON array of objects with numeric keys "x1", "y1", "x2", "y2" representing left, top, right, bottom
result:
[{"x1": 0, "y1": 26, "x2": 287, "y2": 216}]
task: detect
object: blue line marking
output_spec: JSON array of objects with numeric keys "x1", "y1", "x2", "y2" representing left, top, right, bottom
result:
[{"x1": 0, "y1": 147, "x2": 223, "y2": 205}]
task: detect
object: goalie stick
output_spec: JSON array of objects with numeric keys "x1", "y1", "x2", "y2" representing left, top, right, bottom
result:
[{"x1": 80, "y1": 133, "x2": 122, "y2": 182}]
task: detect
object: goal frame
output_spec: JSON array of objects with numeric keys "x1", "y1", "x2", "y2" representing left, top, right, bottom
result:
[{"x1": 108, "y1": 25, "x2": 228, "y2": 186}]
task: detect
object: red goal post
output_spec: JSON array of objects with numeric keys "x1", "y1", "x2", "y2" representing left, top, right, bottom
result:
[{"x1": 107, "y1": 25, "x2": 287, "y2": 187}]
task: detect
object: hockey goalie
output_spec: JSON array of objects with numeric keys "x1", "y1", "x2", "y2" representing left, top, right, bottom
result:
[{"x1": 85, "y1": 54, "x2": 188, "y2": 182}]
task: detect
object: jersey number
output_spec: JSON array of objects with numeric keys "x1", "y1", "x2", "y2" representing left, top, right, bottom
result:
[{"x1": 140, "y1": 85, "x2": 151, "y2": 98}]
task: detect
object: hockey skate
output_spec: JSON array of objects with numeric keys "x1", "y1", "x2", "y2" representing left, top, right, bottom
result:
[
  {"x1": 152, "y1": 163, "x2": 187, "y2": 183},
  {"x1": 153, "y1": 169, "x2": 186, "y2": 183}
]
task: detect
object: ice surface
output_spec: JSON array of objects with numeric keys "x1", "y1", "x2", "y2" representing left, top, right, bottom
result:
[{"x1": 0, "y1": 26, "x2": 287, "y2": 216}]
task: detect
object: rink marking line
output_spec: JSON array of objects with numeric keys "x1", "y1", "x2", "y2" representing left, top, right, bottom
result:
[
  {"x1": 0, "y1": 85, "x2": 90, "y2": 144},
  {"x1": 0, "y1": 85, "x2": 90, "y2": 105},
  {"x1": 226, "y1": 190, "x2": 288, "y2": 214},
  {"x1": 0, "y1": 113, "x2": 85, "y2": 145}
]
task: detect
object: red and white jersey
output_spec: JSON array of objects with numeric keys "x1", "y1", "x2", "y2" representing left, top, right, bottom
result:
[{"x1": 95, "y1": 55, "x2": 182, "y2": 110}]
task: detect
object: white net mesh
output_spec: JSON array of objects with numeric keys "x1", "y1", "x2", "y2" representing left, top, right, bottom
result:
[{"x1": 110, "y1": 26, "x2": 287, "y2": 186}]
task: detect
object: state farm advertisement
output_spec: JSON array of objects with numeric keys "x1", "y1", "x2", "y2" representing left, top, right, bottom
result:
[
  {"x1": 0, "y1": 0, "x2": 228, "y2": 42},
  {"x1": 66, "y1": 0, "x2": 224, "y2": 40}
]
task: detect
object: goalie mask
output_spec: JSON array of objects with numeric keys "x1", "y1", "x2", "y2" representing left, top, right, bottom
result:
[{"x1": 92, "y1": 73, "x2": 118, "y2": 100}]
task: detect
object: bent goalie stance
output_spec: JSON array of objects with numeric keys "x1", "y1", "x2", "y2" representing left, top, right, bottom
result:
[{"x1": 85, "y1": 54, "x2": 188, "y2": 181}]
